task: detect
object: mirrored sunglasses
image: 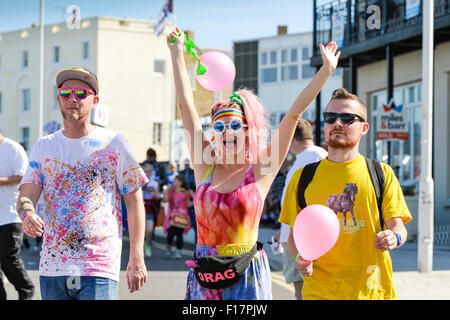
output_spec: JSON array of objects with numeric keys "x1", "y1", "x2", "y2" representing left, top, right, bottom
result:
[{"x1": 58, "y1": 87, "x2": 95, "y2": 100}]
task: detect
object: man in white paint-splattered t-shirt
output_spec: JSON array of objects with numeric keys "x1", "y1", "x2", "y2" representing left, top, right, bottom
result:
[{"x1": 17, "y1": 67, "x2": 148, "y2": 300}]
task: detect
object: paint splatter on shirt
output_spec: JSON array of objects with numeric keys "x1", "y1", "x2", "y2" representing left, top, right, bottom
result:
[{"x1": 20, "y1": 127, "x2": 148, "y2": 281}]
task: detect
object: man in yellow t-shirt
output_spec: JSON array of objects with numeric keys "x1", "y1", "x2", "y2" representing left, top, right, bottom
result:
[{"x1": 279, "y1": 88, "x2": 412, "y2": 300}]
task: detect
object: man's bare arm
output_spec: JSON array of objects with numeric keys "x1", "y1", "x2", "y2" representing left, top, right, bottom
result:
[
  {"x1": 375, "y1": 217, "x2": 408, "y2": 251},
  {"x1": 17, "y1": 183, "x2": 44, "y2": 238},
  {"x1": 17, "y1": 183, "x2": 42, "y2": 218},
  {"x1": 0, "y1": 175, "x2": 23, "y2": 186},
  {"x1": 123, "y1": 188, "x2": 147, "y2": 293}
]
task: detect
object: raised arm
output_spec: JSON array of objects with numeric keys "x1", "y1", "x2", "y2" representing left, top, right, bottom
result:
[
  {"x1": 255, "y1": 42, "x2": 340, "y2": 194},
  {"x1": 167, "y1": 28, "x2": 211, "y2": 184}
]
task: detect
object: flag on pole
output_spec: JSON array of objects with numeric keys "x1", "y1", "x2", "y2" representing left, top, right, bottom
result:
[{"x1": 154, "y1": 0, "x2": 173, "y2": 37}]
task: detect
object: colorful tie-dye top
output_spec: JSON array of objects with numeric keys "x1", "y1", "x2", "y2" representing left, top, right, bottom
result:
[
  {"x1": 19, "y1": 127, "x2": 148, "y2": 281},
  {"x1": 193, "y1": 164, "x2": 263, "y2": 246}
]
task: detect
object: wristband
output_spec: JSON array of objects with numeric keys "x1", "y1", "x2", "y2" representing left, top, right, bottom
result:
[
  {"x1": 392, "y1": 231, "x2": 402, "y2": 247},
  {"x1": 296, "y1": 253, "x2": 301, "y2": 263},
  {"x1": 21, "y1": 211, "x2": 35, "y2": 222}
]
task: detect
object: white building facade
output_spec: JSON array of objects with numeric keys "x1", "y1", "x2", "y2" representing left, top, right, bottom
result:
[
  {"x1": 0, "y1": 17, "x2": 175, "y2": 162},
  {"x1": 257, "y1": 32, "x2": 343, "y2": 142}
]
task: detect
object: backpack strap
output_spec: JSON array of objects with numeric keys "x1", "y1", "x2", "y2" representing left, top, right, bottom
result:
[
  {"x1": 365, "y1": 157, "x2": 385, "y2": 230},
  {"x1": 297, "y1": 160, "x2": 322, "y2": 210}
]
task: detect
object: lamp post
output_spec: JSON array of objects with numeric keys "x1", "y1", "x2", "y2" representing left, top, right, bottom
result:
[
  {"x1": 418, "y1": 0, "x2": 434, "y2": 273},
  {"x1": 38, "y1": 0, "x2": 45, "y2": 138}
]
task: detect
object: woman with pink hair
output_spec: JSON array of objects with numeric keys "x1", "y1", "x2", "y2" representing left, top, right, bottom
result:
[{"x1": 167, "y1": 28, "x2": 340, "y2": 300}]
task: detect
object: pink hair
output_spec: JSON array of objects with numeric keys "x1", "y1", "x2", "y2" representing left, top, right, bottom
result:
[{"x1": 210, "y1": 88, "x2": 269, "y2": 162}]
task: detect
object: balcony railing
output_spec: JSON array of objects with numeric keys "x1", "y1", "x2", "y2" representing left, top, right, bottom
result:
[{"x1": 313, "y1": 0, "x2": 450, "y2": 58}]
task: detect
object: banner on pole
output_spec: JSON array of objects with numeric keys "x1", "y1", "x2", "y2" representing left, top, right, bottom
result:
[
  {"x1": 90, "y1": 103, "x2": 110, "y2": 127},
  {"x1": 405, "y1": 0, "x2": 421, "y2": 19},
  {"x1": 376, "y1": 99, "x2": 409, "y2": 141},
  {"x1": 332, "y1": 11, "x2": 345, "y2": 48}
]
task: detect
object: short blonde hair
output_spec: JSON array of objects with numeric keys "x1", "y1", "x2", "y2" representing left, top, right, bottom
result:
[{"x1": 327, "y1": 88, "x2": 367, "y2": 121}]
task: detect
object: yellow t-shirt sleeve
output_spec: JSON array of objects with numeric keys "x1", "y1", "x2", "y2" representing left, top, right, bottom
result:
[
  {"x1": 278, "y1": 167, "x2": 303, "y2": 228},
  {"x1": 381, "y1": 163, "x2": 413, "y2": 225}
]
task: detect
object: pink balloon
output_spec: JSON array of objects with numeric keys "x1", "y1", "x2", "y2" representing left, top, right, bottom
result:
[
  {"x1": 293, "y1": 204, "x2": 340, "y2": 261},
  {"x1": 195, "y1": 51, "x2": 236, "y2": 91}
]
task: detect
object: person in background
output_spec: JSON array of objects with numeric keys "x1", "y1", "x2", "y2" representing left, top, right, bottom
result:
[
  {"x1": 261, "y1": 169, "x2": 286, "y2": 227},
  {"x1": 142, "y1": 164, "x2": 161, "y2": 258},
  {"x1": 180, "y1": 159, "x2": 197, "y2": 244},
  {"x1": 276, "y1": 119, "x2": 328, "y2": 300},
  {"x1": 166, "y1": 162, "x2": 179, "y2": 186},
  {"x1": 162, "y1": 174, "x2": 192, "y2": 260},
  {"x1": 0, "y1": 133, "x2": 35, "y2": 300},
  {"x1": 142, "y1": 148, "x2": 167, "y2": 188}
]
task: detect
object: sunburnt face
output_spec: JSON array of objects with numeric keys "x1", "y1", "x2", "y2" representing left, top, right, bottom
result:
[{"x1": 58, "y1": 79, "x2": 98, "y2": 122}]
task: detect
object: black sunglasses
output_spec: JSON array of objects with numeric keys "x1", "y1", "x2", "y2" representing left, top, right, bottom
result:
[{"x1": 323, "y1": 112, "x2": 366, "y2": 125}]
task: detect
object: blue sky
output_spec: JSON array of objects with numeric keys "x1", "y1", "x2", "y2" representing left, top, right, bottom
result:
[{"x1": 0, "y1": 0, "x2": 316, "y2": 50}]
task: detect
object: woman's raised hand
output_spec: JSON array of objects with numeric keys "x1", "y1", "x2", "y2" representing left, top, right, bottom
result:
[
  {"x1": 167, "y1": 27, "x2": 184, "y2": 52},
  {"x1": 319, "y1": 41, "x2": 341, "y2": 74}
]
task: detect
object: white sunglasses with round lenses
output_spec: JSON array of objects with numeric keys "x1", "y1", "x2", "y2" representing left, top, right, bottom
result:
[{"x1": 212, "y1": 120, "x2": 248, "y2": 134}]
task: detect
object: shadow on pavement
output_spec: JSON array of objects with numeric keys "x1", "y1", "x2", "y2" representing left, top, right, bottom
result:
[{"x1": 19, "y1": 233, "x2": 196, "y2": 273}]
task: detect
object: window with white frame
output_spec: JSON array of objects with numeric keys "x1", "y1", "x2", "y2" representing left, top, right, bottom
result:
[
  {"x1": 153, "y1": 122, "x2": 162, "y2": 146},
  {"x1": 154, "y1": 59, "x2": 166, "y2": 75},
  {"x1": 291, "y1": 48, "x2": 298, "y2": 62},
  {"x1": 22, "y1": 89, "x2": 30, "y2": 112},
  {"x1": 281, "y1": 47, "x2": 299, "y2": 81},
  {"x1": 260, "y1": 50, "x2": 277, "y2": 83},
  {"x1": 53, "y1": 86, "x2": 59, "y2": 109},
  {"x1": 22, "y1": 50, "x2": 29, "y2": 68},
  {"x1": 54, "y1": 46, "x2": 60, "y2": 63},
  {"x1": 281, "y1": 49, "x2": 288, "y2": 63},
  {"x1": 370, "y1": 82, "x2": 422, "y2": 196},
  {"x1": 261, "y1": 68, "x2": 277, "y2": 83},
  {"x1": 301, "y1": 47, "x2": 316, "y2": 79},
  {"x1": 270, "y1": 51, "x2": 276, "y2": 64},
  {"x1": 21, "y1": 127, "x2": 30, "y2": 151},
  {"x1": 261, "y1": 52, "x2": 267, "y2": 65},
  {"x1": 82, "y1": 41, "x2": 89, "y2": 60}
]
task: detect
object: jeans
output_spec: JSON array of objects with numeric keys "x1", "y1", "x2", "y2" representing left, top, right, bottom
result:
[
  {"x1": 40, "y1": 276, "x2": 119, "y2": 300},
  {"x1": 0, "y1": 223, "x2": 35, "y2": 300}
]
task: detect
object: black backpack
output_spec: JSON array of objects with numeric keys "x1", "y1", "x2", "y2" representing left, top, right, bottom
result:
[{"x1": 297, "y1": 156, "x2": 385, "y2": 230}]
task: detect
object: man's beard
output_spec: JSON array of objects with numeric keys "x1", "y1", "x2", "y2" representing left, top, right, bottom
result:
[
  {"x1": 61, "y1": 107, "x2": 89, "y2": 121},
  {"x1": 326, "y1": 130, "x2": 359, "y2": 149}
]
